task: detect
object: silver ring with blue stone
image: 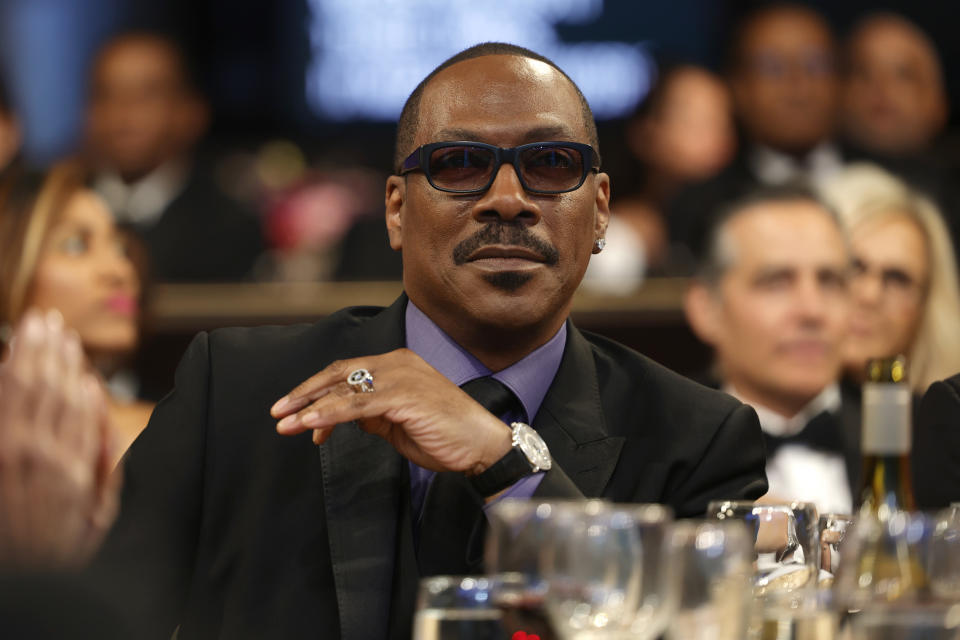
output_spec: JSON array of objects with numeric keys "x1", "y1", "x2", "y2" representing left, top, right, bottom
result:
[{"x1": 347, "y1": 368, "x2": 375, "y2": 393}]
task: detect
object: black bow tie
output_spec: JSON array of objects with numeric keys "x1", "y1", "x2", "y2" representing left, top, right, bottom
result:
[{"x1": 762, "y1": 410, "x2": 845, "y2": 458}]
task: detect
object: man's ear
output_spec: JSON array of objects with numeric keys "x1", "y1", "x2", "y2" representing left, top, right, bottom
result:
[
  {"x1": 385, "y1": 175, "x2": 405, "y2": 251},
  {"x1": 684, "y1": 281, "x2": 722, "y2": 346},
  {"x1": 593, "y1": 171, "x2": 611, "y2": 248}
]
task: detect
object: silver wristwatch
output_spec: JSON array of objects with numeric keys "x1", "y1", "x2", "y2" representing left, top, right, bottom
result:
[{"x1": 468, "y1": 422, "x2": 552, "y2": 497}]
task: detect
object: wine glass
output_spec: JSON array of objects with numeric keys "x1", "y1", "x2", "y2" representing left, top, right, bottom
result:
[
  {"x1": 412, "y1": 575, "x2": 504, "y2": 640},
  {"x1": 707, "y1": 500, "x2": 820, "y2": 598},
  {"x1": 544, "y1": 502, "x2": 674, "y2": 639},
  {"x1": 929, "y1": 507, "x2": 960, "y2": 600},
  {"x1": 665, "y1": 520, "x2": 754, "y2": 640},
  {"x1": 485, "y1": 499, "x2": 603, "y2": 638}
]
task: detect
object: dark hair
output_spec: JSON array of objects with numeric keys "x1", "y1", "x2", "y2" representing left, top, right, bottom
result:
[
  {"x1": 0, "y1": 72, "x2": 12, "y2": 117},
  {"x1": 90, "y1": 30, "x2": 204, "y2": 97},
  {"x1": 697, "y1": 182, "x2": 841, "y2": 283},
  {"x1": 393, "y1": 42, "x2": 599, "y2": 171}
]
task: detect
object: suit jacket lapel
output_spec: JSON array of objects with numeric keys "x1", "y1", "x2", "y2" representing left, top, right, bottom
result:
[
  {"x1": 533, "y1": 323, "x2": 625, "y2": 497},
  {"x1": 318, "y1": 296, "x2": 415, "y2": 640}
]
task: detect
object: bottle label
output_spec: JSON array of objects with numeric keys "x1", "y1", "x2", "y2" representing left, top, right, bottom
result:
[{"x1": 862, "y1": 383, "x2": 911, "y2": 454}]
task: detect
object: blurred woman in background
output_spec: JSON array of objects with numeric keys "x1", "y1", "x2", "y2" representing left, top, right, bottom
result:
[
  {"x1": 0, "y1": 161, "x2": 152, "y2": 461},
  {"x1": 821, "y1": 163, "x2": 960, "y2": 393},
  {"x1": 583, "y1": 64, "x2": 735, "y2": 292}
]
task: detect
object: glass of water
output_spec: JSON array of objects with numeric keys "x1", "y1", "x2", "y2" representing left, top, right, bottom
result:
[
  {"x1": 665, "y1": 520, "x2": 754, "y2": 640},
  {"x1": 412, "y1": 576, "x2": 505, "y2": 640}
]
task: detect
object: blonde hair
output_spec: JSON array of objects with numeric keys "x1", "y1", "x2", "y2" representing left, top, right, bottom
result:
[
  {"x1": 0, "y1": 161, "x2": 87, "y2": 327},
  {"x1": 820, "y1": 163, "x2": 960, "y2": 392}
]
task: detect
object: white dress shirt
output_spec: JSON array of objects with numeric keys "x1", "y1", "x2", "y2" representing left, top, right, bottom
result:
[{"x1": 726, "y1": 384, "x2": 853, "y2": 515}]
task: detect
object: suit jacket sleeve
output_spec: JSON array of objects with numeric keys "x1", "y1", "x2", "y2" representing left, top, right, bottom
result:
[
  {"x1": 90, "y1": 332, "x2": 211, "y2": 638},
  {"x1": 914, "y1": 376, "x2": 960, "y2": 509}
]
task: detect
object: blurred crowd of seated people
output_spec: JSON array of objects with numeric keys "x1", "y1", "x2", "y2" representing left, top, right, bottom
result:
[
  {"x1": 589, "y1": 4, "x2": 960, "y2": 290},
  {"x1": 1, "y1": 4, "x2": 960, "y2": 611},
  {"x1": 1, "y1": 8, "x2": 957, "y2": 295}
]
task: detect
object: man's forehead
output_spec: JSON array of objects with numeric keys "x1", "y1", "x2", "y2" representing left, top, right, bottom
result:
[
  {"x1": 415, "y1": 54, "x2": 587, "y2": 144},
  {"x1": 726, "y1": 203, "x2": 848, "y2": 264}
]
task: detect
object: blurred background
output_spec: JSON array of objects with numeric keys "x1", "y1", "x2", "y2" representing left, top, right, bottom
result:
[{"x1": 2, "y1": 0, "x2": 957, "y2": 396}]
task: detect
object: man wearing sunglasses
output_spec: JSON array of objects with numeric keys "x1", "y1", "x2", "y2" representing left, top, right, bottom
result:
[{"x1": 93, "y1": 43, "x2": 767, "y2": 638}]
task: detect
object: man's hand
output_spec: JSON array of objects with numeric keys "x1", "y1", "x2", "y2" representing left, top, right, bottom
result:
[
  {"x1": 271, "y1": 348, "x2": 513, "y2": 474},
  {"x1": 0, "y1": 310, "x2": 121, "y2": 569}
]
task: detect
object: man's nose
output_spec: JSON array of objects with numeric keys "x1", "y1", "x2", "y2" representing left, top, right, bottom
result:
[
  {"x1": 795, "y1": 279, "x2": 829, "y2": 323},
  {"x1": 473, "y1": 163, "x2": 541, "y2": 226}
]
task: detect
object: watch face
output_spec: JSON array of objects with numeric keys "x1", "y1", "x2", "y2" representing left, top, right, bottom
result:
[{"x1": 514, "y1": 424, "x2": 552, "y2": 471}]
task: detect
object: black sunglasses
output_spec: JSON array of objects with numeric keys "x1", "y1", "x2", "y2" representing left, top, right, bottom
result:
[{"x1": 398, "y1": 141, "x2": 600, "y2": 195}]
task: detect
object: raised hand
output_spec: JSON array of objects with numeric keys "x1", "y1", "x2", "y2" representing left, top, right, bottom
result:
[
  {"x1": 0, "y1": 309, "x2": 121, "y2": 569},
  {"x1": 271, "y1": 348, "x2": 513, "y2": 475}
]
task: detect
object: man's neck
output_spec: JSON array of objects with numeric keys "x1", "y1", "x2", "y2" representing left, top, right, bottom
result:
[
  {"x1": 410, "y1": 299, "x2": 569, "y2": 372},
  {"x1": 724, "y1": 381, "x2": 816, "y2": 421},
  {"x1": 724, "y1": 380, "x2": 841, "y2": 436}
]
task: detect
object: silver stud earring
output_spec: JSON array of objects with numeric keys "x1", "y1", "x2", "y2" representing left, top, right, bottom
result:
[{"x1": 594, "y1": 237, "x2": 606, "y2": 252}]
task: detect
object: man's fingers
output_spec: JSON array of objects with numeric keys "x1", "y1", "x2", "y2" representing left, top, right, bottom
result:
[
  {"x1": 276, "y1": 379, "x2": 358, "y2": 434},
  {"x1": 270, "y1": 358, "x2": 363, "y2": 418}
]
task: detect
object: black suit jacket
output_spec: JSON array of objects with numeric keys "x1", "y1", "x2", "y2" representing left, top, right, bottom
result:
[
  {"x1": 914, "y1": 373, "x2": 960, "y2": 509},
  {"x1": 125, "y1": 166, "x2": 264, "y2": 282},
  {"x1": 92, "y1": 296, "x2": 767, "y2": 639}
]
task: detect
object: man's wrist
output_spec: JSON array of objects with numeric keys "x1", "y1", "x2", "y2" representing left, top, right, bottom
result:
[
  {"x1": 466, "y1": 419, "x2": 513, "y2": 476},
  {"x1": 467, "y1": 422, "x2": 552, "y2": 498}
]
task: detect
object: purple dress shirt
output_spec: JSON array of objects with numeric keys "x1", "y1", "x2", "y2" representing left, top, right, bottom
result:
[{"x1": 404, "y1": 301, "x2": 566, "y2": 519}]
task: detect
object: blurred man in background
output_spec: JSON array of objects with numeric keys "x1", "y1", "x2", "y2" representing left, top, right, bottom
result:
[
  {"x1": 841, "y1": 13, "x2": 948, "y2": 159},
  {"x1": 683, "y1": 187, "x2": 855, "y2": 514},
  {"x1": 582, "y1": 64, "x2": 735, "y2": 288},
  {"x1": 668, "y1": 4, "x2": 843, "y2": 262},
  {"x1": 839, "y1": 13, "x2": 960, "y2": 262},
  {"x1": 85, "y1": 32, "x2": 263, "y2": 282}
]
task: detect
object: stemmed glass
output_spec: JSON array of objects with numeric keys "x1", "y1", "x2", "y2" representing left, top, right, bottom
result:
[
  {"x1": 707, "y1": 500, "x2": 820, "y2": 597},
  {"x1": 489, "y1": 500, "x2": 674, "y2": 640}
]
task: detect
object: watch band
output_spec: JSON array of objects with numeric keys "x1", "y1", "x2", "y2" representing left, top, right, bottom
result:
[{"x1": 468, "y1": 447, "x2": 534, "y2": 498}]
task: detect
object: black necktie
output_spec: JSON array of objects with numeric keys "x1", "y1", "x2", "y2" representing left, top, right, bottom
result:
[
  {"x1": 416, "y1": 377, "x2": 523, "y2": 577},
  {"x1": 763, "y1": 410, "x2": 844, "y2": 458}
]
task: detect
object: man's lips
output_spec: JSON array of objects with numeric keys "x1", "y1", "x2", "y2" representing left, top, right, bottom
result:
[
  {"x1": 776, "y1": 339, "x2": 831, "y2": 359},
  {"x1": 466, "y1": 245, "x2": 547, "y2": 263}
]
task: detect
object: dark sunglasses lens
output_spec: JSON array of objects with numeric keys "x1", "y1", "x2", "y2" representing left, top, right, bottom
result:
[
  {"x1": 427, "y1": 145, "x2": 496, "y2": 191},
  {"x1": 519, "y1": 146, "x2": 585, "y2": 192}
]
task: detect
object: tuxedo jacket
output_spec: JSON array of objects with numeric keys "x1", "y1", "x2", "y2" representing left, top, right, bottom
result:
[
  {"x1": 92, "y1": 296, "x2": 767, "y2": 639},
  {"x1": 914, "y1": 373, "x2": 960, "y2": 509}
]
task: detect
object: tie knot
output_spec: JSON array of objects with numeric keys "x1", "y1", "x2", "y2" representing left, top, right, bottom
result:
[{"x1": 460, "y1": 376, "x2": 523, "y2": 421}]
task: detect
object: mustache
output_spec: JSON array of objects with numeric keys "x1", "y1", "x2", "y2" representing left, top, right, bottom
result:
[{"x1": 452, "y1": 222, "x2": 560, "y2": 266}]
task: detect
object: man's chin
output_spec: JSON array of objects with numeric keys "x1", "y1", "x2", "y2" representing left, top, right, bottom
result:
[{"x1": 481, "y1": 270, "x2": 535, "y2": 292}]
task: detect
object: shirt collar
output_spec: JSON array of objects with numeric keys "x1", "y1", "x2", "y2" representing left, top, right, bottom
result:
[
  {"x1": 724, "y1": 383, "x2": 841, "y2": 437},
  {"x1": 749, "y1": 141, "x2": 844, "y2": 188},
  {"x1": 404, "y1": 301, "x2": 566, "y2": 423},
  {"x1": 94, "y1": 159, "x2": 189, "y2": 226}
]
